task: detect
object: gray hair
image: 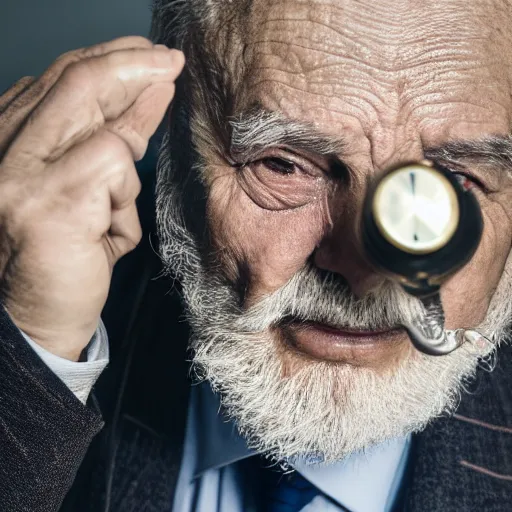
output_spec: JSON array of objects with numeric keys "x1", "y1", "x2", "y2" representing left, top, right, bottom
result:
[
  {"x1": 151, "y1": 0, "x2": 251, "y2": 150},
  {"x1": 151, "y1": 1, "x2": 253, "y2": 279}
]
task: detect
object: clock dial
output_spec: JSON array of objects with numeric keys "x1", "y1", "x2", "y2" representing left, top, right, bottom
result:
[{"x1": 373, "y1": 164, "x2": 460, "y2": 254}]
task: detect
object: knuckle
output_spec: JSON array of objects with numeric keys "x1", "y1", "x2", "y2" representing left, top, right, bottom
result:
[
  {"x1": 100, "y1": 130, "x2": 134, "y2": 164},
  {"x1": 114, "y1": 219, "x2": 142, "y2": 257},
  {"x1": 108, "y1": 123, "x2": 149, "y2": 161},
  {"x1": 125, "y1": 172, "x2": 142, "y2": 206},
  {"x1": 130, "y1": 222, "x2": 143, "y2": 248},
  {"x1": 127, "y1": 227, "x2": 143, "y2": 251},
  {"x1": 58, "y1": 60, "x2": 94, "y2": 93}
]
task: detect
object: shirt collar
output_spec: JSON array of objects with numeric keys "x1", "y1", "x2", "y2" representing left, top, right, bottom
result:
[
  {"x1": 193, "y1": 381, "x2": 255, "y2": 476},
  {"x1": 191, "y1": 381, "x2": 411, "y2": 511},
  {"x1": 292, "y1": 437, "x2": 411, "y2": 512}
]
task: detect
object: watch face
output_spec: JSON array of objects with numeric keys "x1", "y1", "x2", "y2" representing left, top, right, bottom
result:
[{"x1": 373, "y1": 164, "x2": 460, "y2": 254}]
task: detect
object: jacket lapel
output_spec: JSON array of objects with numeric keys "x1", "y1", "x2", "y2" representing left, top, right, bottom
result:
[
  {"x1": 61, "y1": 229, "x2": 191, "y2": 512},
  {"x1": 405, "y1": 342, "x2": 512, "y2": 511},
  {"x1": 102, "y1": 235, "x2": 191, "y2": 512}
]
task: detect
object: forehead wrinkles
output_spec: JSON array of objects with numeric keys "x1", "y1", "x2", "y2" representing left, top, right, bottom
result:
[
  {"x1": 241, "y1": 0, "x2": 512, "y2": 128},
  {"x1": 246, "y1": 0, "x2": 510, "y2": 72}
]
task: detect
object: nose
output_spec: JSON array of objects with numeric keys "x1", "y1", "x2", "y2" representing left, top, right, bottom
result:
[
  {"x1": 314, "y1": 130, "x2": 427, "y2": 297},
  {"x1": 313, "y1": 142, "x2": 426, "y2": 299},
  {"x1": 314, "y1": 209, "x2": 386, "y2": 299}
]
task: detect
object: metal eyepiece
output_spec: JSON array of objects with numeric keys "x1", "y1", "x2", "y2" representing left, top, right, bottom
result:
[
  {"x1": 405, "y1": 324, "x2": 465, "y2": 356},
  {"x1": 402, "y1": 293, "x2": 464, "y2": 356},
  {"x1": 362, "y1": 160, "x2": 484, "y2": 355}
]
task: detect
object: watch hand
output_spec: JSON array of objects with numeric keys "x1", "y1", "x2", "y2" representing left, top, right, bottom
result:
[{"x1": 410, "y1": 171, "x2": 419, "y2": 242}]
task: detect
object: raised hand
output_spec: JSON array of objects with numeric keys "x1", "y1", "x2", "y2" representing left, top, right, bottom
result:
[{"x1": 0, "y1": 36, "x2": 184, "y2": 360}]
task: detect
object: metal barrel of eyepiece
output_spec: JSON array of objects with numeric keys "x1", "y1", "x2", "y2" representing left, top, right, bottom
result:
[{"x1": 361, "y1": 161, "x2": 484, "y2": 355}]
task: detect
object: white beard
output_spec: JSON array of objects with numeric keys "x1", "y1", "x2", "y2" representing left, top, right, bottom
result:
[{"x1": 156, "y1": 134, "x2": 512, "y2": 464}]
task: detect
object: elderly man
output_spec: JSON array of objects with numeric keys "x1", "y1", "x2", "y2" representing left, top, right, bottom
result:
[{"x1": 0, "y1": 0, "x2": 511, "y2": 510}]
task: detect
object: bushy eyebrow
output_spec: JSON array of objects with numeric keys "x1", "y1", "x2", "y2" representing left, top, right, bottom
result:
[
  {"x1": 230, "y1": 107, "x2": 512, "y2": 176},
  {"x1": 424, "y1": 136, "x2": 512, "y2": 175},
  {"x1": 229, "y1": 107, "x2": 346, "y2": 163}
]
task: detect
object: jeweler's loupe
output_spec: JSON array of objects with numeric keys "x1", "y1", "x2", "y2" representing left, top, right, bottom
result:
[{"x1": 362, "y1": 161, "x2": 484, "y2": 355}]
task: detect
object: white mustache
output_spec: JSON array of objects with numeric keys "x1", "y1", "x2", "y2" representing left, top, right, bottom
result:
[{"x1": 235, "y1": 265, "x2": 425, "y2": 333}]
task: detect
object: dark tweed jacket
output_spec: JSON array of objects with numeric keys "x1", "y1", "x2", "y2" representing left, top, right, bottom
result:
[{"x1": 0, "y1": 156, "x2": 511, "y2": 512}]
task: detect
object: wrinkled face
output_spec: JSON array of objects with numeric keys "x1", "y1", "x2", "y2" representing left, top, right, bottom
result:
[
  {"x1": 207, "y1": 0, "x2": 512, "y2": 363},
  {"x1": 158, "y1": 0, "x2": 512, "y2": 461}
]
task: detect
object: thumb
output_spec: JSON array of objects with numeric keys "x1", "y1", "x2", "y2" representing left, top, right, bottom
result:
[{"x1": 105, "y1": 73, "x2": 182, "y2": 161}]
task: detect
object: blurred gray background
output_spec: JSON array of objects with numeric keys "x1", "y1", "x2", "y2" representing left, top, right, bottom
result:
[{"x1": 0, "y1": 0, "x2": 152, "y2": 93}]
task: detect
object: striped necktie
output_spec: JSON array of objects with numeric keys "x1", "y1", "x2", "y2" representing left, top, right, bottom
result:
[{"x1": 261, "y1": 466, "x2": 320, "y2": 511}]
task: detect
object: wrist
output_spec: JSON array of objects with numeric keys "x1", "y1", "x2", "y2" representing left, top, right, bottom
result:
[
  {"x1": 21, "y1": 338, "x2": 86, "y2": 362},
  {"x1": 5, "y1": 307, "x2": 97, "y2": 362}
]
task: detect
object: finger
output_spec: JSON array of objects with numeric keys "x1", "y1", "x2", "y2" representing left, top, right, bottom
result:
[
  {"x1": 0, "y1": 77, "x2": 36, "y2": 157},
  {"x1": 69, "y1": 36, "x2": 153, "y2": 60},
  {"x1": 0, "y1": 76, "x2": 35, "y2": 111},
  {"x1": 106, "y1": 81, "x2": 175, "y2": 161},
  {"x1": 7, "y1": 47, "x2": 184, "y2": 165},
  {"x1": 50, "y1": 128, "x2": 142, "y2": 210},
  {"x1": 107, "y1": 203, "x2": 143, "y2": 261},
  {"x1": 1, "y1": 38, "x2": 154, "y2": 132},
  {"x1": 0, "y1": 37, "x2": 155, "y2": 162}
]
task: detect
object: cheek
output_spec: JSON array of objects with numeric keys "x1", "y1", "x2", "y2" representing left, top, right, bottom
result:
[
  {"x1": 442, "y1": 199, "x2": 512, "y2": 328},
  {"x1": 206, "y1": 171, "x2": 328, "y2": 301}
]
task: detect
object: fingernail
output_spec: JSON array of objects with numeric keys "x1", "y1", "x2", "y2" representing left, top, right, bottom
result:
[
  {"x1": 150, "y1": 48, "x2": 185, "y2": 75},
  {"x1": 154, "y1": 44, "x2": 168, "y2": 50},
  {"x1": 155, "y1": 49, "x2": 185, "y2": 68},
  {"x1": 168, "y1": 49, "x2": 185, "y2": 67}
]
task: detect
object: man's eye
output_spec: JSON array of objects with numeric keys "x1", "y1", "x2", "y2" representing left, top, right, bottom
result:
[
  {"x1": 260, "y1": 157, "x2": 296, "y2": 175},
  {"x1": 237, "y1": 154, "x2": 327, "y2": 211},
  {"x1": 453, "y1": 172, "x2": 483, "y2": 191},
  {"x1": 437, "y1": 162, "x2": 488, "y2": 192}
]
